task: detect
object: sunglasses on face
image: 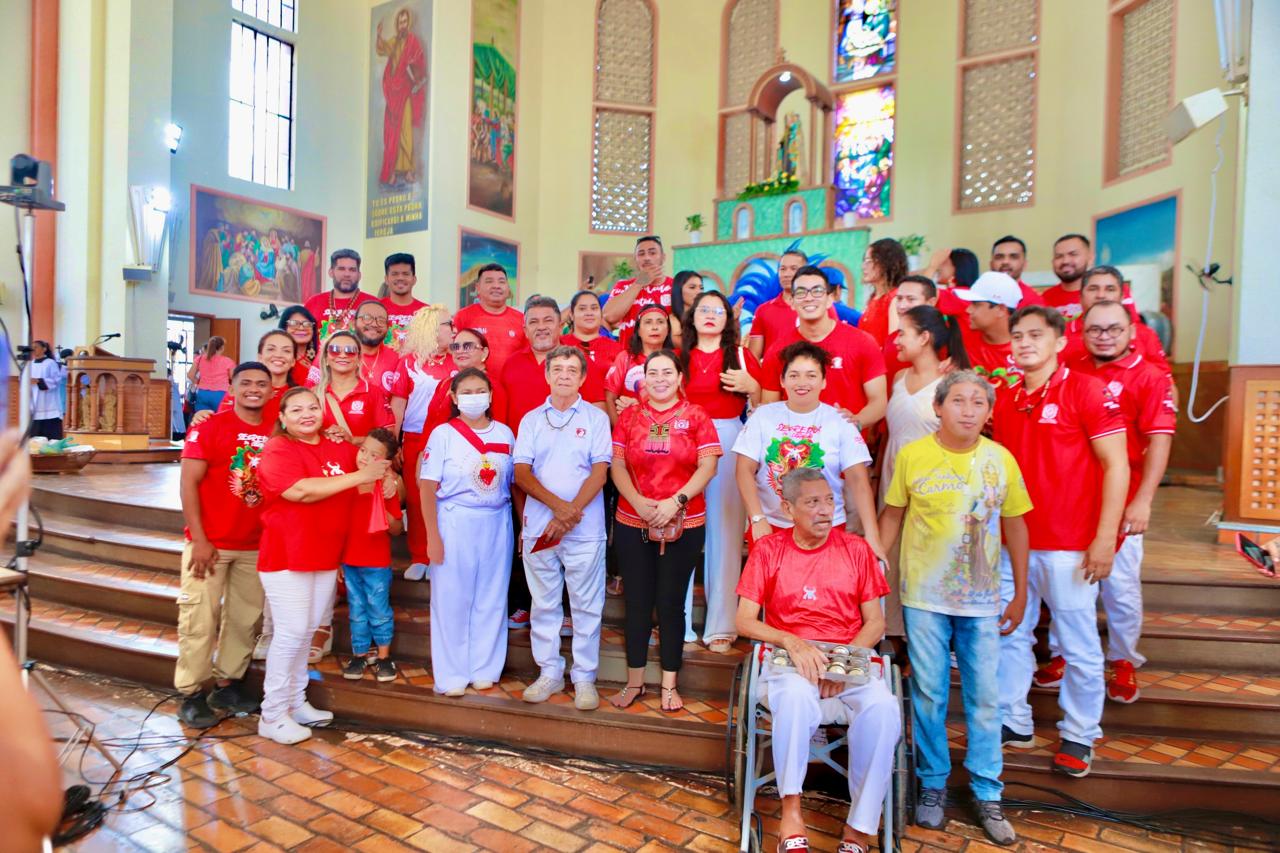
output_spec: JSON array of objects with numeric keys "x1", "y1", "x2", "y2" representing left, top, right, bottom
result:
[
  {"x1": 327, "y1": 344, "x2": 359, "y2": 356},
  {"x1": 449, "y1": 341, "x2": 479, "y2": 353}
]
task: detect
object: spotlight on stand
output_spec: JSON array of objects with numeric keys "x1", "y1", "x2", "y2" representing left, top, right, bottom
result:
[
  {"x1": 163, "y1": 122, "x2": 183, "y2": 154},
  {"x1": 0, "y1": 153, "x2": 66, "y2": 212}
]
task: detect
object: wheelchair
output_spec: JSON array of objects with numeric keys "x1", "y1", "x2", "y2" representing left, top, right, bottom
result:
[{"x1": 726, "y1": 642, "x2": 913, "y2": 852}]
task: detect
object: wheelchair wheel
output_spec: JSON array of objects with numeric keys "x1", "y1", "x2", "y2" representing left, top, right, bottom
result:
[
  {"x1": 892, "y1": 661, "x2": 913, "y2": 836},
  {"x1": 725, "y1": 658, "x2": 750, "y2": 815}
]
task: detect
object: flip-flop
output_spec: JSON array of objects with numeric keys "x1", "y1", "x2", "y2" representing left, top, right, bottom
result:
[{"x1": 660, "y1": 686, "x2": 684, "y2": 713}]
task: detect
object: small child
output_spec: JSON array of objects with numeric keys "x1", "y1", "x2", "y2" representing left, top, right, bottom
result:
[{"x1": 341, "y1": 428, "x2": 405, "y2": 682}]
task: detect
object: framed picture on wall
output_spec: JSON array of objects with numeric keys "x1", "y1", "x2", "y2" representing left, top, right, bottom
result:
[
  {"x1": 468, "y1": 0, "x2": 519, "y2": 219},
  {"x1": 1094, "y1": 191, "x2": 1180, "y2": 346},
  {"x1": 459, "y1": 228, "x2": 519, "y2": 308},
  {"x1": 189, "y1": 185, "x2": 326, "y2": 305}
]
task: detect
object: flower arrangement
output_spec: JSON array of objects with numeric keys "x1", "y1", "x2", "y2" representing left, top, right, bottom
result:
[{"x1": 737, "y1": 171, "x2": 800, "y2": 200}]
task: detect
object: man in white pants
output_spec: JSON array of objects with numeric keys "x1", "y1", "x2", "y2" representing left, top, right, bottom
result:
[
  {"x1": 993, "y1": 306, "x2": 1129, "y2": 779},
  {"x1": 514, "y1": 346, "x2": 612, "y2": 710},
  {"x1": 736, "y1": 468, "x2": 899, "y2": 853}
]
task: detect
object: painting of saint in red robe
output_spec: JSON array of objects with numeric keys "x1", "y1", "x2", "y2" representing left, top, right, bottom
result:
[{"x1": 376, "y1": 7, "x2": 427, "y2": 187}]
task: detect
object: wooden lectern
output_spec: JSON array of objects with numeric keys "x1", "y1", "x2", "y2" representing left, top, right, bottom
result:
[{"x1": 65, "y1": 346, "x2": 156, "y2": 451}]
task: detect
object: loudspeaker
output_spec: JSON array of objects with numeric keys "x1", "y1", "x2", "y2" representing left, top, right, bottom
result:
[{"x1": 1167, "y1": 88, "x2": 1228, "y2": 145}]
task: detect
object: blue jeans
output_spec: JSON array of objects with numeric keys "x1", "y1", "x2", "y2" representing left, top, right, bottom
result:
[
  {"x1": 342, "y1": 565, "x2": 394, "y2": 654},
  {"x1": 904, "y1": 606, "x2": 1003, "y2": 801},
  {"x1": 193, "y1": 389, "x2": 225, "y2": 413}
]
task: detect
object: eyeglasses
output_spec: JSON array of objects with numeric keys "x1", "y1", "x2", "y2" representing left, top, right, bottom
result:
[
  {"x1": 286, "y1": 319, "x2": 314, "y2": 330},
  {"x1": 327, "y1": 344, "x2": 359, "y2": 355},
  {"x1": 449, "y1": 341, "x2": 479, "y2": 353},
  {"x1": 791, "y1": 285, "x2": 827, "y2": 301},
  {"x1": 356, "y1": 315, "x2": 388, "y2": 327},
  {"x1": 1083, "y1": 324, "x2": 1127, "y2": 339},
  {"x1": 695, "y1": 305, "x2": 726, "y2": 317}
]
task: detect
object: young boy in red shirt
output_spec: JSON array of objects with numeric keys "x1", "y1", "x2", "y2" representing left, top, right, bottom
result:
[{"x1": 341, "y1": 428, "x2": 405, "y2": 682}]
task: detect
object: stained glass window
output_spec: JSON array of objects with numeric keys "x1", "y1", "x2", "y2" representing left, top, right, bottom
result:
[
  {"x1": 834, "y1": 0, "x2": 896, "y2": 84},
  {"x1": 833, "y1": 84, "x2": 894, "y2": 220}
]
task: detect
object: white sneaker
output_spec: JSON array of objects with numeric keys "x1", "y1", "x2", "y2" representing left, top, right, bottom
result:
[
  {"x1": 259, "y1": 715, "x2": 311, "y2": 744},
  {"x1": 573, "y1": 681, "x2": 599, "y2": 711},
  {"x1": 404, "y1": 562, "x2": 428, "y2": 581},
  {"x1": 252, "y1": 634, "x2": 271, "y2": 661},
  {"x1": 471, "y1": 680, "x2": 494, "y2": 690},
  {"x1": 290, "y1": 701, "x2": 334, "y2": 727},
  {"x1": 522, "y1": 673, "x2": 564, "y2": 703}
]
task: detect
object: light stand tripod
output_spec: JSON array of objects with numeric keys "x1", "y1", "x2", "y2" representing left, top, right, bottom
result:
[{"x1": 3, "y1": 161, "x2": 123, "y2": 778}]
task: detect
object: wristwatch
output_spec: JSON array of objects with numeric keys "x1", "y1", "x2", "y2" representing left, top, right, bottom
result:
[
  {"x1": 750, "y1": 514, "x2": 766, "y2": 524},
  {"x1": 675, "y1": 492, "x2": 689, "y2": 507}
]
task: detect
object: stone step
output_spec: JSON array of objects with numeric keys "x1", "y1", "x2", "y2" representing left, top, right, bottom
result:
[
  {"x1": 25, "y1": 553, "x2": 179, "y2": 624},
  {"x1": 32, "y1": 508, "x2": 184, "y2": 572},
  {"x1": 31, "y1": 474, "x2": 184, "y2": 534}
]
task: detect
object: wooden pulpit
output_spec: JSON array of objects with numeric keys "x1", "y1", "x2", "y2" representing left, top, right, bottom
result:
[{"x1": 65, "y1": 346, "x2": 156, "y2": 450}]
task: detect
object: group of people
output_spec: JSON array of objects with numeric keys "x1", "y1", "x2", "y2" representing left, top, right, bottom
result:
[{"x1": 175, "y1": 230, "x2": 1176, "y2": 852}]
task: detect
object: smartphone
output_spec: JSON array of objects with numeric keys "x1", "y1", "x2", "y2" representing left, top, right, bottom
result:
[{"x1": 1235, "y1": 533, "x2": 1276, "y2": 575}]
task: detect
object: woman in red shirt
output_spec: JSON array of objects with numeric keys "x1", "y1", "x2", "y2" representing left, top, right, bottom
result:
[
  {"x1": 609, "y1": 350, "x2": 721, "y2": 712},
  {"x1": 561, "y1": 290, "x2": 623, "y2": 367},
  {"x1": 313, "y1": 330, "x2": 395, "y2": 444},
  {"x1": 255, "y1": 387, "x2": 389, "y2": 744},
  {"x1": 603, "y1": 304, "x2": 674, "y2": 425},
  {"x1": 196, "y1": 330, "x2": 298, "y2": 430},
  {"x1": 279, "y1": 305, "x2": 320, "y2": 387},
  {"x1": 679, "y1": 290, "x2": 761, "y2": 654},
  {"x1": 858, "y1": 238, "x2": 910, "y2": 346},
  {"x1": 422, "y1": 328, "x2": 510, "y2": 438}
]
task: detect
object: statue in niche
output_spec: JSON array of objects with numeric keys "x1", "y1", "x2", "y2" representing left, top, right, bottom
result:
[
  {"x1": 775, "y1": 112, "x2": 807, "y2": 185},
  {"x1": 97, "y1": 375, "x2": 118, "y2": 432}
]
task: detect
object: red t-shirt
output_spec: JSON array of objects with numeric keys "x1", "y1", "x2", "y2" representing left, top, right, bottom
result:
[
  {"x1": 454, "y1": 304, "x2": 525, "y2": 377},
  {"x1": 290, "y1": 359, "x2": 312, "y2": 388},
  {"x1": 961, "y1": 326, "x2": 1023, "y2": 395},
  {"x1": 761, "y1": 322, "x2": 886, "y2": 415},
  {"x1": 1062, "y1": 320, "x2": 1171, "y2": 376},
  {"x1": 303, "y1": 290, "x2": 378, "y2": 339},
  {"x1": 390, "y1": 352, "x2": 455, "y2": 434},
  {"x1": 320, "y1": 379, "x2": 394, "y2": 438},
  {"x1": 603, "y1": 350, "x2": 648, "y2": 401},
  {"x1": 215, "y1": 383, "x2": 288, "y2": 426},
  {"x1": 381, "y1": 296, "x2": 428, "y2": 348},
  {"x1": 683, "y1": 347, "x2": 762, "y2": 419},
  {"x1": 992, "y1": 366, "x2": 1126, "y2": 551},
  {"x1": 499, "y1": 347, "x2": 606, "y2": 435},
  {"x1": 343, "y1": 490, "x2": 404, "y2": 567},
  {"x1": 608, "y1": 276, "x2": 673, "y2": 343},
  {"x1": 858, "y1": 289, "x2": 896, "y2": 347},
  {"x1": 256, "y1": 436, "x2": 358, "y2": 572},
  {"x1": 1038, "y1": 283, "x2": 1143, "y2": 324},
  {"x1": 1074, "y1": 352, "x2": 1176, "y2": 503},
  {"x1": 560, "y1": 332, "x2": 624, "y2": 368},
  {"x1": 937, "y1": 280, "x2": 1045, "y2": 316},
  {"x1": 180, "y1": 410, "x2": 273, "y2": 551},
  {"x1": 360, "y1": 345, "x2": 402, "y2": 399},
  {"x1": 749, "y1": 295, "x2": 839, "y2": 352},
  {"x1": 611, "y1": 400, "x2": 721, "y2": 528},
  {"x1": 423, "y1": 373, "x2": 510, "y2": 437},
  {"x1": 736, "y1": 528, "x2": 889, "y2": 644}
]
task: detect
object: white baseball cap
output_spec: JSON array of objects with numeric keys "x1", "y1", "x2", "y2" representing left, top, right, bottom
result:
[{"x1": 953, "y1": 271, "x2": 1021, "y2": 309}]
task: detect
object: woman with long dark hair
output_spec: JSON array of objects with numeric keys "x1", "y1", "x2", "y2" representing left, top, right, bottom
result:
[
  {"x1": 668, "y1": 270, "x2": 706, "y2": 339},
  {"x1": 859, "y1": 238, "x2": 909, "y2": 346},
  {"x1": 279, "y1": 305, "x2": 321, "y2": 386},
  {"x1": 679, "y1": 290, "x2": 761, "y2": 652},
  {"x1": 562, "y1": 290, "x2": 623, "y2": 366},
  {"x1": 925, "y1": 248, "x2": 981, "y2": 289},
  {"x1": 603, "y1": 304, "x2": 674, "y2": 425}
]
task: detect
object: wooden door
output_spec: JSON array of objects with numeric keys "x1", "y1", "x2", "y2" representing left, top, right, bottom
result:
[{"x1": 210, "y1": 318, "x2": 241, "y2": 362}]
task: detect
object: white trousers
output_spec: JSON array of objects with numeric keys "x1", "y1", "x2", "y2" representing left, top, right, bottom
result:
[
  {"x1": 998, "y1": 549, "x2": 1104, "y2": 746},
  {"x1": 430, "y1": 503, "x2": 513, "y2": 694},
  {"x1": 1047, "y1": 535, "x2": 1146, "y2": 666},
  {"x1": 761, "y1": 664, "x2": 900, "y2": 836},
  {"x1": 523, "y1": 538, "x2": 606, "y2": 684},
  {"x1": 685, "y1": 417, "x2": 745, "y2": 643},
  {"x1": 259, "y1": 570, "x2": 337, "y2": 723}
]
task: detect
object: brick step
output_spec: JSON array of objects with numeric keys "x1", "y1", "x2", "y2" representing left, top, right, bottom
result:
[
  {"x1": 25, "y1": 553, "x2": 179, "y2": 624},
  {"x1": 1097, "y1": 610, "x2": 1280, "y2": 671},
  {"x1": 1141, "y1": 575, "x2": 1280, "y2": 615},
  {"x1": 32, "y1": 508, "x2": 184, "y2": 571},
  {"x1": 946, "y1": 667, "x2": 1280, "y2": 741}
]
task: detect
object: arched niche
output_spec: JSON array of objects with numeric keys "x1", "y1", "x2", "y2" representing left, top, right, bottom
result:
[{"x1": 742, "y1": 60, "x2": 835, "y2": 188}]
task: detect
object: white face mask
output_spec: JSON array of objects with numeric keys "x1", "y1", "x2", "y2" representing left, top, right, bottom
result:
[{"x1": 457, "y1": 392, "x2": 491, "y2": 418}]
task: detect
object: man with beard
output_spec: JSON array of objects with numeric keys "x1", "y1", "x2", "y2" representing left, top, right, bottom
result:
[
  {"x1": 604, "y1": 236, "x2": 675, "y2": 344},
  {"x1": 746, "y1": 249, "x2": 809, "y2": 360},
  {"x1": 1036, "y1": 300, "x2": 1175, "y2": 705},
  {"x1": 986, "y1": 236, "x2": 1046, "y2": 307},
  {"x1": 375, "y1": 7, "x2": 427, "y2": 187},
  {"x1": 1041, "y1": 234, "x2": 1093, "y2": 321},
  {"x1": 304, "y1": 249, "x2": 377, "y2": 338},
  {"x1": 381, "y1": 252, "x2": 428, "y2": 349},
  {"x1": 455, "y1": 263, "x2": 525, "y2": 376},
  {"x1": 1061, "y1": 266, "x2": 1169, "y2": 375},
  {"x1": 352, "y1": 302, "x2": 401, "y2": 424}
]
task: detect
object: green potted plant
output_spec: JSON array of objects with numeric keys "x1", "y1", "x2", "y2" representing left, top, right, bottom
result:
[
  {"x1": 685, "y1": 213, "x2": 705, "y2": 243},
  {"x1": 899, "y1": 234, "x2": 927, "y2": 269},
  {"x1": 609, "y1": 259, "x2": 634, "y2": 285}
]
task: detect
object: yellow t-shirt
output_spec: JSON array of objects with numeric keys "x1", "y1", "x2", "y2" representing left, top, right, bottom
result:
[{"x1": 884, "y1": 434, "x2": 1032, "y2": 617}]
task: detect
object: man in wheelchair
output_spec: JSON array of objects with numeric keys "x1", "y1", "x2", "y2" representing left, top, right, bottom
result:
[{"x1": 735, "y1": 467, "x2": 901, "y2": 853}]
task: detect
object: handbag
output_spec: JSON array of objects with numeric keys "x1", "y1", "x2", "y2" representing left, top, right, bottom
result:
[
  {"x1": 643, "y1": 507, "x2": 686, "y2": 555},
  {"x1": 183, "y1": 356, "x2": 201, "y2": 407}
]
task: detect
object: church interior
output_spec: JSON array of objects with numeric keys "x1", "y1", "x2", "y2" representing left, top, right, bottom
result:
[{"x1": 1, "y1": 0, "x2": 1278, "y2": 851}]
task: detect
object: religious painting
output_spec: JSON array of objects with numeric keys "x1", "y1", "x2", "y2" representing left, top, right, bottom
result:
[
  {"x1": 1095, "y1": 193, "x2": 1179, "y2": 330},
  {"x1": 833, "y1": 83, "x2": 895, "y2": 220},
  {"x1": 468, "y1": 0, "x2": 519, "y2": 218},
  {"x1": 834, "y1": 0, "x2": 897, "y2": 84},
  {"x1": 459, "y1": 229, "x2": 519, "y2": 308},
  {"x1": 189, "y1": 185, "x2": 325, "y2": 305},
  {"x1": 579, "y1": 251, "x2": 634, "y2": 296},
  {"x1": 367, "y1": 0, "x2": 431, "y2": 238}
]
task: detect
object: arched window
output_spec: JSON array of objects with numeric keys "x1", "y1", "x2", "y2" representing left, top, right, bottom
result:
[
  {"x1": 591, "y1": 0, "x2": 657, "y2": 233},
  {"x1": 786, "y1": 199, "x2": 806, "y2": 234},
  {"x1": 718, "y1": 0, "x2": 778, "y2": 197},
  {"x1": 832, "y1": 0, "x2": 898, "y2": 221}
]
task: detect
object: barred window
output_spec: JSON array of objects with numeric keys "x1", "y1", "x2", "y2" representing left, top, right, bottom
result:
[
  {"x1": 1108, "y1": 0, "x2": 1175, "y2": 179},
  {"x1": 228, "y1": 22, "x2": 295, "y2": 189},
  {"x1": 591, "y1": 0, "x2": 656, "y2": 232},
  {"x1": 718, "y1": 0, "x2": 778, "y2": 197},
  {"x1": 231, "y1": 0, "x2": 296, "y2": 33}
]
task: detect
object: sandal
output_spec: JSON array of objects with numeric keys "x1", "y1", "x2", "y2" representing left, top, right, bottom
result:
[
  {"x1": 660, "y1": 686, "x2": 684, "y2": 713},
  {"x1": 308, "y1": 625, "x2": 333, "y2": 664},
  {"x1": 609, "y1": 684, "x2": 646, "y2": 709},
  {"x1": 836, "y1": 842, "x2": 866, "y2": 853},
  {"x1": 606, "y1": 576, "x2": 624, "y2": 596},
  {"x1": 778, "y1": 835, "x2": 810, "y2": 851},
  {"x1": 708, "y1": 638, "x2": 734, "y2": 655}
]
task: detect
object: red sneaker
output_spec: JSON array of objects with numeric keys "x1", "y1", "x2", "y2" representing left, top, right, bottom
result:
[
  {"x1": 1107, "y1": 659, "x2": 1141, "y2": 704},
  {"x1": 1033, "y1": 655, "x2": 1065, "y2": 688}
]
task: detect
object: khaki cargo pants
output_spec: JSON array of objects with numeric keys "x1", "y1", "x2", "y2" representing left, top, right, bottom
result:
[{"x1": 173, "y1": 544, "x2": 264, "y2": 696}]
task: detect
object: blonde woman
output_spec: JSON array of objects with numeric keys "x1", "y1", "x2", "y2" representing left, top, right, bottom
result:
[{"x1": 390, "y1": 305, "x2": 456, "y2": 580}]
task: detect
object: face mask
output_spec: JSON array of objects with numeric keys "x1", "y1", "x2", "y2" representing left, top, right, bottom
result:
[{"x1": 457, "y1": 393, "x2": 491, "y2": 418}]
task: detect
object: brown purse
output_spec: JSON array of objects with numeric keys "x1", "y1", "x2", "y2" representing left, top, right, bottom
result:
[{"x1": 644, "y1": 508, "x2": 686, "y2": 555}]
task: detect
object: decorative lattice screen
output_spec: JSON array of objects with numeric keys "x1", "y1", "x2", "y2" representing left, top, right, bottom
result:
[
  {"x1": 721, "y1": 110, "x2": 751, "y2": 197},
  {"x1": 963, "y1": 0, "x2": 1038, "y2": 57},
  {"x1": 595, "y1": 0, "x2": 654, "y2": 105},
  {"x1": 958, "y1": 56, "x2": 1036, "y2": 209},
  {"x1": 1242, "y1": 380, "x2": 1280, "y2": 521},
  {"x1": 724, "y1": 0, "x2": 777, "y2": 106},
  {"x1": 1116, "y1": 0, "x2": 1174, "y2": 175},
  {"x1": 591, "y1": 110, "x2": 652, "y2": 232}
]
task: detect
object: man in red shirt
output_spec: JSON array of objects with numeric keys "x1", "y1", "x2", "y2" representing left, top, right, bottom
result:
[
  {"x1": 454, "y1": 262, "x2": 525, "y2": 377},
  {"x1": 761, "y1": 266, "x2": 888, "y2": 430},
  {"x1": 352, "y1": 302, "x2": 401, "y2": 405},
  {"x1": 1040, "y1": 234, "x2": 1093, "y2": 321},
  {"x1": 746, "y1": 249, "x2": 808, "y2": 359},
  {"x1": 380, "y1": 252, "x2": 428, "y2": 349},
  {"x1": 952, "y1": 272, "x2": 1024, "y2": 395},
  {"x1": 882, "y1": 275, "x2": 938, "y2": 380},
  {"x1": 500, "y1": 296, "x2": 607, "y2": 434},
  {"x1": 176, "y1": 362, "x2": 276, "y2": 728},
  {"x1": 735, "y1": 467, "x2": 898, "y2": 853},
  {"x1": 993, "y1": 305, "x2": 1129, "y2": 779},
  {"x1": 603, "y1": 235, "x2": 674, "y2": 343},
  {"x1": 987, "y1": 235, "x2": 1046, "y2": 307},
  {"x1": 1038, "y1": 300, "x2": 1175, "y2": 705},
  {"x1": 303, "y1": 249, "x2": 378, "y2": 339},
  {"x1": 1061, "y1": 266, "x2": 1170, "y2": 376}
]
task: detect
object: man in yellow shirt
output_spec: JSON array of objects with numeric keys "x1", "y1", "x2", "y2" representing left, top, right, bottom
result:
[{"x1": 879, "y1": 370, "x2": 1031, "y2": 846}]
